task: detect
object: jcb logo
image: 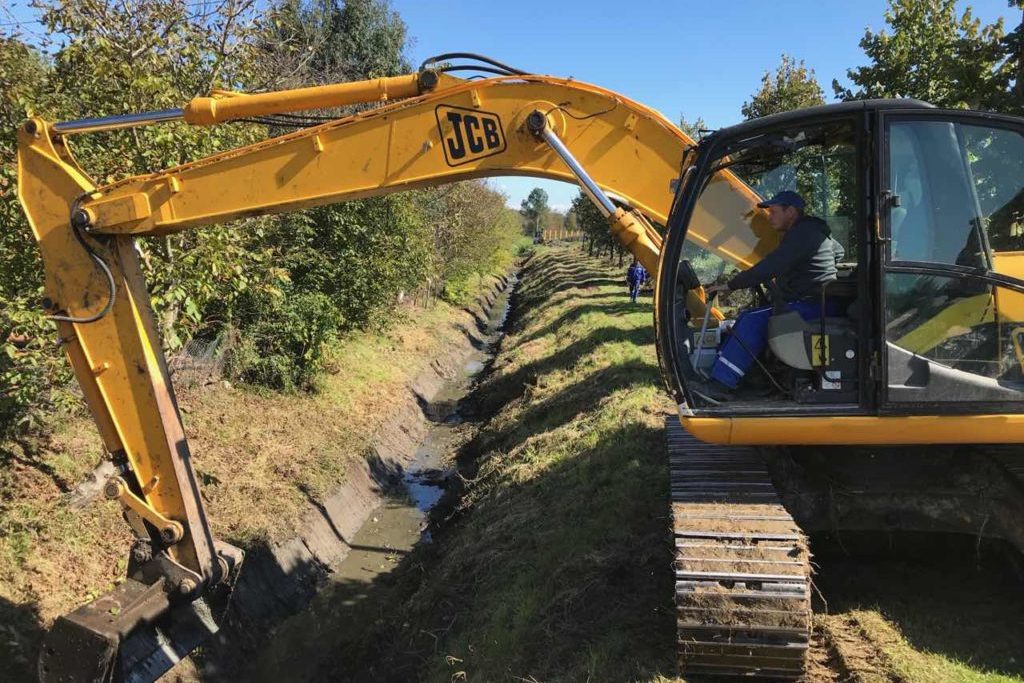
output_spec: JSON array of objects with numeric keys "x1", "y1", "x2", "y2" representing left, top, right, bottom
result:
[{"x1": 435, "y1": 105, "x2": 506, "y2": 166}]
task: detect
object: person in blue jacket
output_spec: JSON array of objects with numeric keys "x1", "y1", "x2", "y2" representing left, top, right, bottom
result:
[
  {"x1": 704, "y1": 191, "x2": 844, "y2": 391},
  {"x1": 626, "y1": 259, "x2": 647, "y2": 303}
]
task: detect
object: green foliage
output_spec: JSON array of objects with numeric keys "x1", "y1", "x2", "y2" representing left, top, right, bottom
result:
[
  {"x1": 256, "y1": 0, "x2": 409, "y2": 92},
  {"x1": 225, "y1": 289, "x2": 343, "y2": 392},
  {"x1": 678, "y1": 114, "x2": 708, "y2": 140},
  {"x1": 520, "y1": 187, "x2": 550, "y2": 240},
  {"x1": 0, "y1": 37, "x2": 72, "y2": 437},
  {"x1": 571, "y1": 191, "x2": 625, "y2": 261},
  {"x1": 836, "y1": 0, "x2": 1012, "y2": 111},
  {"x1": 1, "y1": 0, "x2": 523, "y2": 437},
  {"x1": 742, "y1": 54, "x2": 825, "y2": 120}
]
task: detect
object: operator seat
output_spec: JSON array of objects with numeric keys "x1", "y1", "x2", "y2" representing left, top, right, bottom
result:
[
  {"x1": 766, "y1": 310, "x2": 856, "y2": 370},
  {"x1": 765, "y1": 276, "x2": 858, "y2": 390}
]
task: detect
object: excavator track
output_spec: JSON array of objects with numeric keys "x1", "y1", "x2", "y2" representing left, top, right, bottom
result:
[
  {"x1": 667, "y1": 418, "x2": 811, "y2": 678},
  {"x1": 987, "y1": 445, "x2": 1024, "y2": 488}
]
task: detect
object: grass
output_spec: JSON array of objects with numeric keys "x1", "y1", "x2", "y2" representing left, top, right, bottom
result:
[
  {"x1": 7, "y1": 243, "x2": 1022, "y2": 683},
  {"x1": 267, "y1": 244, "x2": 1024, "y2": 683},
  {"x1": 394, "y1": 248, "x2": 679, "y2": 682},
  {"x1": 0, "y1": 273, "x2": 505, "y2": 683},
  {"x1": 271, "y1": 246, "x2": 680, "y2": 682},
  {"x1": 817, "y1": 551, "x2": 1024, "y2": 683}
]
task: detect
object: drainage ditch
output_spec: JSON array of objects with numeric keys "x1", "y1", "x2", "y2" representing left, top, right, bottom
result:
[{"x1": 175, "y1": 273, "x2": 516, "y2": 681}]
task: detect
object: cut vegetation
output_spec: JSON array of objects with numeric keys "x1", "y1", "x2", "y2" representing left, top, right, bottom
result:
[{"x1": 3, "y1": 245, "x2": 1022, "y2": 683}]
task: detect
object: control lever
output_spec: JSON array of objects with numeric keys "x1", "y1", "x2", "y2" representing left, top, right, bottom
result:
[{"x1": 691, "y1": 286, "x2": 718, "y2": 379}]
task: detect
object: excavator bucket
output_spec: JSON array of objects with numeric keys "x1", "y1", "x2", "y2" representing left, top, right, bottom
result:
[
  {"x1": 40, "y1": 580, "x2": 216, "y2": 683},
  {"x1": 38, "y1": 543, "x2": 242, "y2": 683}
]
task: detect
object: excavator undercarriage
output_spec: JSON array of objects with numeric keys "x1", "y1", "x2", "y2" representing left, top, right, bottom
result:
[{"x1": 670, "y1": 426, "x2": 1024, "y2": 678}]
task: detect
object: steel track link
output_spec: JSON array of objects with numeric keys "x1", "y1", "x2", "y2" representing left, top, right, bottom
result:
[{"x1": 667, "y1": 418, "x2": 811, "y2": 679}]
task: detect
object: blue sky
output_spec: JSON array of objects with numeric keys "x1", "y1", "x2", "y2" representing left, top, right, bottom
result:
[
  {"x1": 4, "y1": 0, "x2": 1017, "y2": 212},
  {"x1": 391, "y1": 0, "x2": 1016, "y2": 211}
]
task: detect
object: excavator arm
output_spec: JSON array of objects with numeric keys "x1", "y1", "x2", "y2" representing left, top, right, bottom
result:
[{"x1": 16, "y1": 64, "x2": 766, "y2": 681}]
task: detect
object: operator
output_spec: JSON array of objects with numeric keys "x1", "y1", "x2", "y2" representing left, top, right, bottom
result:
[{"x1": 704, "y1": 190, "x2": 844, "y2": 390}]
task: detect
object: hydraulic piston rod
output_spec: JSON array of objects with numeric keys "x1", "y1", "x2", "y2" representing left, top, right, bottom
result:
[
  {"x1": 52, "y1": 72, "x2": 441, "y2": 134},
  {"x1": 527, "y1": 111, "x2": 618, "y2": 217},
  {"x1": 525, "y1": 109, "x2": 719, "y2": 322},
  {"x1": 526, "y1": 109, "x2": 662, "y2": 276}
]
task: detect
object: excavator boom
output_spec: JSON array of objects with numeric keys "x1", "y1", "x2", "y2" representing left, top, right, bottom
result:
[{"x1": 17, "y1": 65, "x2": 764, "y2": 682}]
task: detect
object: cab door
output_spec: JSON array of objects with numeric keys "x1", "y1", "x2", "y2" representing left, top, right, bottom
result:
[{"x1": 879, "y1": 111, "x2": 1024, "y2": 412}]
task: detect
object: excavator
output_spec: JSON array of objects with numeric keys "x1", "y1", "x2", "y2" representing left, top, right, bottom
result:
[{"x1": 15, "y1": 53, "x2": 1024, "y2": 680}]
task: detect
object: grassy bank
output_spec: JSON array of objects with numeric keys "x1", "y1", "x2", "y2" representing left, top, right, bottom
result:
[
  {"x1": 273, "y1": 245, "x2": 680, "y2": 681},
  {"x1": 272, "y1": 244, "x2": 1023, "y2": 683},
  {"x1": 0, "y1": 274, "x2": 505, "y2": 681}
]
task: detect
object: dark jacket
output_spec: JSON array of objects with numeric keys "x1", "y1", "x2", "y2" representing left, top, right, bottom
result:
[{"x1": 727, "y1": 215, "x2": 844, "y2": 300}]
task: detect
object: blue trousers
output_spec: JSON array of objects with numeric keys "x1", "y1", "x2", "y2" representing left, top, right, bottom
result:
[
  {"x1": 710, "y1": 300, "x2": 838, "y2": 389},
  {"x1": 629, "y1": 281, "x2": 642, "y2": 302}
]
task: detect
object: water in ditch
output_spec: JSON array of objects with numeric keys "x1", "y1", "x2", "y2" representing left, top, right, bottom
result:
[{"x1": 249, "y1": 278, "x2": 515, "y2": 680}]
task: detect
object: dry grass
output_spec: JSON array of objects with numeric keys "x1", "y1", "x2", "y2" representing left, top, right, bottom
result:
[{"x1": 0, "y1": 275, "x2": 502, "y2": 682}]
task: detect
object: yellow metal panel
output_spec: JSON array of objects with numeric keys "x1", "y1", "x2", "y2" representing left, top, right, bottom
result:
[
  {"x1": 994, "y1": 251, "x2": 1024, "y2": 320},
  {"x1": 680, "y1": 412, "x2": 1024, "y2": 445},
  {"x1": 87, "y1": 192, "x2": 152, "y2": 229},
  {"x1": 17, "y1": 123, "x2": 217, "y2": 582},
  {"x1": 182, "y1": 73, "x2": 425, "y2": 125},
  {"x1": 84, "y1": 75, "x2": 771, "y2": 270}
]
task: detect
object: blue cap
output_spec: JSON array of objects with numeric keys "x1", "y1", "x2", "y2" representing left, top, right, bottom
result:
[{"x1": 757, "y1": 190, "x2": 805, "y2": 210}]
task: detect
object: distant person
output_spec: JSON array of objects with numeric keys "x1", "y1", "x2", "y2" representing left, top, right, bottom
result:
[{"x1": 626, "y1": 259, "x2": 647, "y2": 303}]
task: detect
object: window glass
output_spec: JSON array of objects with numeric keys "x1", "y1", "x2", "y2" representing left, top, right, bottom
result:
[
  {"x1": 725, "y1": 122, "x2": 857, "y2": 261},
  {"x1": 888, "y1": 120, "x2": 1024, "y2": 272},
  {"x1": 961, "y1": 125, "x2": 1024, "y2": 253},
  {"x1": 687, "y1": 120, "x2": 857, "y2": 270},
  {"x1": 887, "y1": 121, "x2": 983, "y2": 266},
  {"x1": 885, "y1": 272, "x2": 1024, "y2": 400}
]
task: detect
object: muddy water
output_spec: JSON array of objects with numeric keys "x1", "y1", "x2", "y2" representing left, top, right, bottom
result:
[
  {"x1": 250, "y1": 277, "x2": 515, "y2": 680},
  {"x1": 351, "y1": 276, "x2": 513, "y2": 556}
]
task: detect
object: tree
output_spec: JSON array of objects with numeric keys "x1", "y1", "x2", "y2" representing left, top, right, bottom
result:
[
  {"x1": 835, "y1": 0, "x2": 1009, "y2": 111},
  {"x1": 742, "y1": 54, "x2": 824, "y2": 120},
  {"x1": 520, "y1": 187, "x2": 550, "y2": 240},
  {"x1": 678, "y1": 115, "x2": 708, "y2": 141},
  {"x1": 254, "y1": 0, "x2": 409, "y2": 93},
  {"x1": 0, "y1": 36, "x2": 74, "y2": 434},
  {"x1": 1004, "y1": 2, "x2": 1024, "y2": 111},
  {"x1": 571, "y1": 191, "x2": 615, "y2": 258}
]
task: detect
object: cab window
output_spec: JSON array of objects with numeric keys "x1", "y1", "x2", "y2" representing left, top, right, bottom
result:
[
  {"x1": 888, "y1": 120, "x2": 1024, "y2": 270},
  {"x1": 885, "y1": 119, "x2": 1024, "y2": 403}
]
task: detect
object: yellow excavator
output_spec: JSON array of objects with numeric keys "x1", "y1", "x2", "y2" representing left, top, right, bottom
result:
[{"x1": 16, "y1": 54, "x2": 1024, "y2": 680}]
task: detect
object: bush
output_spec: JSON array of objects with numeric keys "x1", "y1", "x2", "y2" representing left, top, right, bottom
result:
[{"x1": 225, "y1": 289, "x2": 343, "y2": 393}]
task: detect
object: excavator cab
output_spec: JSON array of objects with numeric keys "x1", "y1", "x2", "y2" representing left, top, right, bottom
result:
[{"x1": 658, "y1": 100, "x2": 1024, "y2": 433}]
